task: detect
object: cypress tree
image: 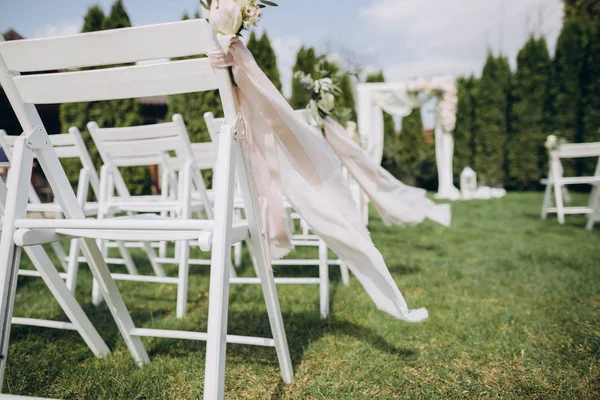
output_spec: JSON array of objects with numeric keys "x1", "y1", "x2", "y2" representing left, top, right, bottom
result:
[
  {"x1": 290, "y1": 47, "x2": 318, "y2": 109},
  {"x1": 507, "y1": 37, "x2": 551, "y2": 190},
  {"x1": 580, "y1": 23, "x2": 600, "y2": 174},
  {"x1": 473, "y1": 53, "x2": 511, "y2": 186},
  {"x1": 395, "y1": 109, "x2": 428, "y2": 187},
  {"x1": 453, "y1": 76, "x2": 478, "y2": 180},
  {"x1": 546, "y1": 18, "x2": 591, "y2": 176},
  {"x1": 103, "y1": 0, "x2": 131, "y2": 30}
]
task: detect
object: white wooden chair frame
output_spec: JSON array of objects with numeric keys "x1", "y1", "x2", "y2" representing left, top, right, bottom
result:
[
  {"x1": 87, "y1": 115, "x2": 220, "y2": 317},
  {"x1": 0, "y1": 19, "x2": 292, "y2": 399},
  {"x1": 205, "y1": 111, "x2": 350, "y2": 319},
  {"x1": 541, "y1": 142, "x2": 600, "y2": 230},
  {"x1": 0, "y1": 176, "x2": 110, "y2": 365},
  {"x1": 0, "y1": 128, "x2": 138, "y2": 293}
]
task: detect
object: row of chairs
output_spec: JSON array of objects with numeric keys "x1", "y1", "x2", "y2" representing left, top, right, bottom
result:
[
  {"x1": 0, "y1": 19, "x2": 353, "y2": 399},
  {"x1": 541, "y1": 141, "x2": 600, "y2": 230}
]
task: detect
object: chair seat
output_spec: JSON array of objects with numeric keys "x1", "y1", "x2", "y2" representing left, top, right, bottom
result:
[
  {"x1": 27, "y1": 202, "x2": 99, "y2": 216},
  {"x1": 13, "y1": 214, "x2": 250, "y2": 247},
  {"x1": 551, "y1": 176, "x2": 600, "y2": 185},
  {"x1": 107, "y1": 195, "x2": 205, "y2": 213}
]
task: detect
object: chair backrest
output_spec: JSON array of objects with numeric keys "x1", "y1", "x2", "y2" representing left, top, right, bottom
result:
[
  {"x1": 0, "y1": 20, "x2": 239, "y2": 210},
  {"x1": 554, "y1": 142, "x2": 600, "y2": 159},
  {"x1": 0, "y1": 127, "x2": 100, "y2": 200},
  {"x1": 88, "y1": 115, "x2": 194, "y2": 169},
  {"x1": 0, "y1": 19, "x2": 238, "y2": 140}
]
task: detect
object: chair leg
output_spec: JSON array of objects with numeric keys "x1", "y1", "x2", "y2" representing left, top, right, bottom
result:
[
  {"x1": 319, "y1": 240, "x2": 329, "y2": 319},
  {"x1": 553, "y1": 182, "x2": 565, "y2": 224},
  {"x1": 117, "y1": 240, "x2": 138, "y2": 275},
  {"x1": 24, "y1": 245, "x2": 110, "y2": 357},
  {"x1": 203, "y1": 236, "x2": 232, "y2": 400},
  {"x1": 176, "y1": 240, "x2": 190, "y2": 318},
  {"x1": 50, "y1": 241, "x2": 69, "y2": 271},
  {"x1": 340, "y1": 262, "x2": 350, "y2": 286},
  {"x1": 541, "y1": 182, "x2": 552, "y2": 219},
  {"x1": 79, "y1": 238, "x2": 150, "y2": 366},
  {"x1": 233, "y1": 241, "x2": 242, "y2": 269},
  {"x1": 142, "y1": 242, "x2": 166, "y2": 278},
  {"x1": 586, "y1": 185, "x2": 599, "y2": 231},
  {"x1": 65, "y1": 237, "x2": 81, "y2": 292},
  {"x1": 0, "y1": 245, "x2": 22, "y2": 390}
]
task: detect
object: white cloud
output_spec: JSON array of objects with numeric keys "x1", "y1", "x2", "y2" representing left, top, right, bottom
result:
[
  {"x1": 34, "y1": 21, "x2": 80, "y2": 38},
  {"x1": 271, "y1": 35, "x2": 302, "y2": 98},
  {"x1": 361, "y1": 0, "x2": 563, "y2": 78}
]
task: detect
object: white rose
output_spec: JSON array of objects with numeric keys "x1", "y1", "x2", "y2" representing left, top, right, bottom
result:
[
  {"x1": 208, "y1": 0, "x2": 243, "y2": 36},
  {"x1": 317, "y1": 93, "x2": 335, "y2": 112}
]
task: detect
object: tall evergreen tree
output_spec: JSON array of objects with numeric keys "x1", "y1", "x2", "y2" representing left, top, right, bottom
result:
[
  {"x1": 60, "y1": 1, "x2": 148, "y2": 195},
  {"x1": 394, "y1": 109, "x2": 428, "y2": 186},
  {"x1": 453, "y1": 76, "x2": 478, "y2": 180},
  {"x1": 563, "y1": 0, "x2": 600, "y2": 21},
  {"x1": 473, "y1": 53, "x2": 511, "y2": 186},
  {"x1": 247, "y1": 32, "x2": 282, "y2": 91},
  {"x1": 545, "y1": 18, "x2": 591, "y2": 176},
  {"x1": 580, "y1": 22, "x2": 600, "y2": 174},
  {"x1": 507, "y1": 37, "x2": 551, "y2": 190},
  {"x1": 290, "y1": 47, "x2": 318, "y2": 109}
]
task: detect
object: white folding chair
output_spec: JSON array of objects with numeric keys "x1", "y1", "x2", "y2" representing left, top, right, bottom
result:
[
  {"x1": 205, "y1": 111, "x2": 351, "y2": 319},
  {"x1": 541, "y1": 141, "x2": 600, "y2": 230},
  {"x1": 0, "y1": 176, "x2": 110, "y2": 365},
  {"x1": 0, "y1": 19, "x2": 292, "y2": 399},
  {"x1": 0, "y1": 128, "x2": 138, "y2": 292},
  {"x1": 87, "y1": 115, "x2": 218, "y2": 316}
]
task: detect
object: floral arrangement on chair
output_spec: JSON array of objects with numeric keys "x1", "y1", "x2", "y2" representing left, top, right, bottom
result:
[
  {"x1": 545, "y1": 133, "x2": 567, "y2": 151},
  {"x1": 201, "y1": 0, "x2": 279, "y2": 36},
  {"x1": 294, "y1": 62, "x2": 357, "y2": 129}
]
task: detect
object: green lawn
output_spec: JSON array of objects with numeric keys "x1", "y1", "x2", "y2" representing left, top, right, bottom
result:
[{"x1": 4, "y1": 192, "x2": 600, "y2": 399}]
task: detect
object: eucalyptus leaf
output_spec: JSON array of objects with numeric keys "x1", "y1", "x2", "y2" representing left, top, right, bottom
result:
[{"x1": 260, "y1": 0, "x2": 279, "y2": 6}]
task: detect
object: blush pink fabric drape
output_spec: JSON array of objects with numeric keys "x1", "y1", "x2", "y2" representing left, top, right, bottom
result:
[
  {"x1": 323, "y1": 118, "x2": 451, "y2": 228},
  {"x1": 209, "y1": 38, "x2": 427, "y2": 322}
]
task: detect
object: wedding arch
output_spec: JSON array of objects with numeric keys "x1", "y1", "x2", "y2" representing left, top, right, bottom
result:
[{"x1": 357, "y1": 76, "x2": 461, "y2": 200}]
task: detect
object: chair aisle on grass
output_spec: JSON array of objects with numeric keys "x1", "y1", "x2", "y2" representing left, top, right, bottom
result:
[
  {"x1": 0, "y1": 19, "x2": 292, "y2": 399},
  {"x1": 541, "y1": 141, "x2": 600, "y2": 230},
  {"x1": 206, "y1": 110, "x2": 351, "y2": 319},
  {"x1": 87, "y1": 114, "x2": 238, "y2": 317},
  {"x1": 0, "y1": 127, "x2": 139, "y2": 293}
]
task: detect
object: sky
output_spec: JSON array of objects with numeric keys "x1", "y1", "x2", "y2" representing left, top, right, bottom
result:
[{"x1": 0, "y1": 0, "x2": 564, "y2": 110}]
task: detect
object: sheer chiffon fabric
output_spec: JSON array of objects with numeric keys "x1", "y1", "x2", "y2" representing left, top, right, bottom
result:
[
  {"x1": 323, "y1": 118, "x2": 451, "y2": 228},
  {"x1": 209, "y1": 38, "x2": 427, "y2": 322}
]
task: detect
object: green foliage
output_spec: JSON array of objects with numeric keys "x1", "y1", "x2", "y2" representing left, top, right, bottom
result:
[
  {"x1": 247, "y1": 31, "x2": 282, "y2": 91},
  {"x1": 59, "y1": 1, "x2": 149, "y2": 196},
  {"x1": 563, "y1": 0, "x2": 600, "y2": 21},
  {"x1": 453, "y1": 76, "x2": 478, "y2": 180},
  {"x1": 317, "y1": 58, "x2": 356, "y2": 121},
  {"x1": 81, "y1": 5, "x2": 105, "y2": 32},
  {"x1": 507, "y1": 37, "x2": 551, "y2": 190},
  {"x1": 580, "y1": 22, "x2": 600, "y2": 174},
  {"x1": 546, "y1": 18, "x2": 592, "y2": 176},
  {"x1": 290, "y1": 47, "x2": 319, "y2": 108},
  {"x1": 103, "y1": 0, "x2": 131, "y2": 30},
  {"x1": 388, "y1": 109, "x2": 427, "y2": 187},
  {"x1": 473, "y1": 53, "x2": 511, "y2": 186}
]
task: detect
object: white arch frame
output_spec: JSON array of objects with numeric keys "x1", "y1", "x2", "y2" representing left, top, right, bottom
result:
[{"x1": 357, "y1": 78, "x2": 461, "y2": 200}]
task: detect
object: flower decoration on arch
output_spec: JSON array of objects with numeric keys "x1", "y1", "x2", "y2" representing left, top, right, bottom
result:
[{"x1": 406, "y1": 75, "x2": 458, "y2": 133}]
